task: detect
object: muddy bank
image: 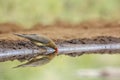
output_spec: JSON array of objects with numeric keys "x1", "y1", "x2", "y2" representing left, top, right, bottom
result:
[
  {"x1": 0, "y1": 20, "x2": 120, "y2": 61},
  {"x1": 1, "y1": 20, "x2": 120, "y2": 40}
]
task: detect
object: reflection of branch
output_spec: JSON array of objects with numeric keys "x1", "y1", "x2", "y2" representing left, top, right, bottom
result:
[
  {"x1": 0, "y1": 39, "x2": 120, "y2": 62},
  {"x1": 77, "y1": 67, "x2": 120, "y2": 78}
]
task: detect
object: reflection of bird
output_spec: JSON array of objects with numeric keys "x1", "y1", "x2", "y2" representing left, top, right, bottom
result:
[{"x1": 14, "y1": 33, "x2": 58, "y2": 68}]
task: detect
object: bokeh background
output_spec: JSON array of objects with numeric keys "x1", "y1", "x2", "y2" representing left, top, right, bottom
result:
[
  {"x1": 0, "y1": 0, "x2": 120, "y2": 80},
  {"x1": 0, "y1": 0, "x2": 120, "y2": 28}
]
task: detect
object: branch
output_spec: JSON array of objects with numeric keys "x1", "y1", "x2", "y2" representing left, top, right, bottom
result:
[{"x1": 0, "y1": 36, "x2": 120, "y2": 62}]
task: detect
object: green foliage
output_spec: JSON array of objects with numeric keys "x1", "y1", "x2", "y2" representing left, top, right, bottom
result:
[{"x1": 0, "y1": 0, "x2": 119, "y2": 27}]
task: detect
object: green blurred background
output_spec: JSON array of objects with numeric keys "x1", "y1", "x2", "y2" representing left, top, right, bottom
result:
[
  {"x1": 0, "y1": 0, "x2": 120, "y2": 80},
  {"x1": 0, "y1": 0, "x2": 120, "y2": 28}
]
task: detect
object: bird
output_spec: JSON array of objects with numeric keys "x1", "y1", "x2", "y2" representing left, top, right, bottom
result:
[{"x1": 13, "y1": 33, "x2": 58, "y2": 68}]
